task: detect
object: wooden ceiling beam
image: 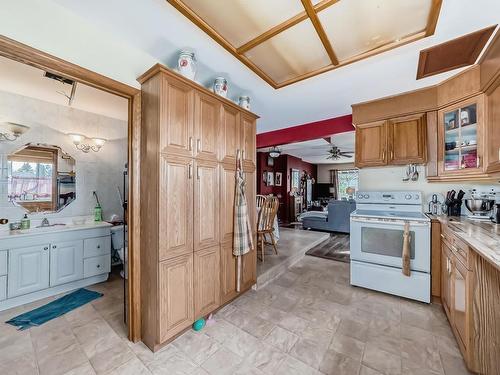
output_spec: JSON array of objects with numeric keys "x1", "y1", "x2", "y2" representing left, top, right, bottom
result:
[
  {"x1": 300, "y1": 0, "x2": 339, "y2": 65},
  {"x1": 237, "y1": 0, "x2": 339, "y2": 54},
  {"x1": 425, "y1": 0, "x2": 443, "y2": 36}
]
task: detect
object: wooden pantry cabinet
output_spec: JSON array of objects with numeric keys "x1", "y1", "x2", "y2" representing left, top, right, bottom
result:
[
  {"x1": 355, "y1": 114, "x2": 427, "y2": 168},
  {"x1": 139, "y1": 64, "x2": 258, "y2": 351}
]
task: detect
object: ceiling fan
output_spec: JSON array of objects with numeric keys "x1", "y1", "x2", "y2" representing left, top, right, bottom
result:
[{"x1": 327, "y1": 145, "x2": 354, "y2": 159}]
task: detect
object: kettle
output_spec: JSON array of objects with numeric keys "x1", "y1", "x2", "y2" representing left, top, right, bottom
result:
[{"x1": 492, "y1": 203, "x2": 500, "y2": 224}]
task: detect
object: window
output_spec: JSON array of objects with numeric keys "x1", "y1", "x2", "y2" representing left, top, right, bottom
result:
[{"x1": 336, "y1": 169, "x2": 359, "y2": 200}]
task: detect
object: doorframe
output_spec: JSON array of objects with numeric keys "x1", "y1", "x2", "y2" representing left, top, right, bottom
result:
[{"x1": 0, "y1": 35, "x2": 142, "y2": 342}]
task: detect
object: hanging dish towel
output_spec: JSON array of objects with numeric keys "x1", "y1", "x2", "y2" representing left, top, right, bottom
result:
[
  {"x1": 233, "y1": 150, "x2": 254, "y2": 292},
  {"x1": 402, "y1": 221, "x2": 411, "y2": 277}
]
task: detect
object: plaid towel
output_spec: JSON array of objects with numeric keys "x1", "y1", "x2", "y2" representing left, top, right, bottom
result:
[{"x1": 233, "y1": 151, "x2": 254, "y2": 291}]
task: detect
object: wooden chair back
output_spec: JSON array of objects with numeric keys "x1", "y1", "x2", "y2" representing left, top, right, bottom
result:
[
  {"x1": 258, "y1": 197, "x2": 279, "y2": 232},
  {"x1": 256, "y1": 195, "x2": 266, "y2": 210}
]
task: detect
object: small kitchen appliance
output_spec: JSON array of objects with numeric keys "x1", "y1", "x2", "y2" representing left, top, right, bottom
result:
[
  {"x1": 464, "y1": 189, "x2": 495, "y2": 220},
  {"x1": 350, "y1": 191, "x2": 431, "y2": 303}
]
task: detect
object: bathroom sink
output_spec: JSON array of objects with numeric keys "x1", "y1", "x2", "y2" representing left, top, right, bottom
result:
[{"x1": 35, "y1": 223, "x2": 67, "y2": 228}]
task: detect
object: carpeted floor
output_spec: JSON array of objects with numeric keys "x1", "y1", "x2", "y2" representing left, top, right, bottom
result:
[{"x1": 305, "y1": 232, "x2": 350, "y2": 263}]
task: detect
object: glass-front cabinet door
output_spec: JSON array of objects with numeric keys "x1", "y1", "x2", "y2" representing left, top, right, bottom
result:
[{"x1": 440, "y1": 96, "x2": 483, "y2": 174}]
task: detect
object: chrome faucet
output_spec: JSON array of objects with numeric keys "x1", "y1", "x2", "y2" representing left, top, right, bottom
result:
[{"x1": 41, "y1": 218, "x2": 50, "y2": 227}]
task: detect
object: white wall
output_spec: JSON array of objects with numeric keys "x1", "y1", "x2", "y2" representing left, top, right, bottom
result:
[
  {"x1": 358, "y1": 165, "x2": 499, "y2": 212},
  {"x1": 0, "y1": 90, "x2": 127, "y2": 223},
  {"x1": 317, "y1": 163, "x2": 356, "y2": 183}
]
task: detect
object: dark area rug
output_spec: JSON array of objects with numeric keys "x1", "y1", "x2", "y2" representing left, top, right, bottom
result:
[{"x1": 305, "y1": 232, "x2": 350, "y2": 263}]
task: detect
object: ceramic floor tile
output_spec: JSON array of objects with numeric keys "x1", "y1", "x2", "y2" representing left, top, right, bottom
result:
[
  {"x1": 173, "y1": 330, "x2": 220, "y2": 365},
  {"x1": 105, "y1": 356, "x2": 152, "y2": 375},
  {"x1": 147, "y1": 348, "x2": 199, "y2": 375},
  {"x1": 288, "y1": 337, "x2": 329, "y2": 369},
  {"x1": 263, "y1": 326, "x2": 299, "y2": 353},
  {"x1": 274, "y1": 355, "x2": 321, "y2": 375},
  {"x1": 360, "y1": 365, "x2": 385, "y2": 375},
  {"x1": 320, "y1": 349, "x2": 361, "y2": 375},
  {"x1": 439, "y1": 351, "x2": 473, "y2": 375},
  {"x1": 224, "y1": 308, "x2": 275, "y2": 339},
  {"x1": 240, "y1": 342, "x2": 286, "y2": 374},
  {"x1": 61, "y1": 362, "x2": 96, "y2": 375},
  {"x1": 276, "y1": 313, "x2": 309, "y2": 334},
  {"x1": 329, "y1": 333, "x2": 366, "y2": 361},
  {"x1": 337, "y1": 318, "x2": 369, "y2": 342},
  {"x1": 362, "y1": 343, "x2": 402, "y2": 375},
  {"x1": 201, "y1": 347, "x2": 243, "y2": 375},
  {"x1": 401, "y1": 337, "x2": 442, "y2": 374}
]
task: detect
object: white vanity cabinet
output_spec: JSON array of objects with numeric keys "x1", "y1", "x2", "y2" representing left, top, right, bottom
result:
[
  {"x1": 0, "y1": 223, "x2": 112, "y2": 311},
  {"x1": 50, "y1": 240, "x2": 84, "y2": 287},
  {"x1": 8, "y1": 244, "x2": 50, "y2": 298}
]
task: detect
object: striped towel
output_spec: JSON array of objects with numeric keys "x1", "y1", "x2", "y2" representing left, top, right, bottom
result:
[{"x1": 233, "y1": 151, "x2": 254, "y2": 291}]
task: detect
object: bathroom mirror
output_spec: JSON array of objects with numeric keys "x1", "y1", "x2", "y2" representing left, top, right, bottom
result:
[{"x1": 7, "y1": 144, "x2": 76, "y2": 213}]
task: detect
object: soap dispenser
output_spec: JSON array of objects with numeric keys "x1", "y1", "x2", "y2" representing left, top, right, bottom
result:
[
  {"x1": 93, "y1": 191, "x2": 103, "y2": 222},
  {"x1": 21, "y1": 214, "x2": 30, "y2": 229}
]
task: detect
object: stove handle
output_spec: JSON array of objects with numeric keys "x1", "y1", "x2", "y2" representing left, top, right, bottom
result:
[{"x1": 351, "y1": 218, "x2": 430, "y2": 227}]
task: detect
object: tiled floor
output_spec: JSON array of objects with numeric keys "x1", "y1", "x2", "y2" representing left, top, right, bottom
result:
[{"x1": 0, "y1": 257, "x2": 472, "y2": 375}]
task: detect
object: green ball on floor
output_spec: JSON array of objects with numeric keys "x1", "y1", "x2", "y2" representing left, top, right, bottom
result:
[{"x1": 193, "y1": 318, "x2": 205, "y2": 331}]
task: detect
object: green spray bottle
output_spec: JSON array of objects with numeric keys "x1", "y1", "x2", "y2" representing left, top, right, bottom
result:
[{"x1": 93, "y1": 191, "x2": 103, "y2": 222}]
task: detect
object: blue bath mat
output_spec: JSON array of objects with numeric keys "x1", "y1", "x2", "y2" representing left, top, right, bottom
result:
[{"x1": 6, "y1": 288, "x2": 103, "y2": 330}]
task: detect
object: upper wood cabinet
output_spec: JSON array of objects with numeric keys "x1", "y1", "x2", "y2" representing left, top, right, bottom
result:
[
  {"x1": 241, "y1": 113, "x2": 256, "y2": 167},
  {"x1": 193, "y1": 159, "x2": 219, "y2": 251},
  {"x1": 220, "y1": 104, "x2": 241, "y2": 164},
  {"x1": 159, "y1": 155, "x2": 193, "y2": 262},
  {"x1": 194, "y1": 92, "x2": 220, "y2": 161},
  {"x1": 160, "y1": 76, "x2": 194, "y2": 157},
  {"x1": 388, "y1": 113, "x2": 427, "y2": 165},
  {"x1": 355, "y1": 120, "x2": 387, "y2": 167}
]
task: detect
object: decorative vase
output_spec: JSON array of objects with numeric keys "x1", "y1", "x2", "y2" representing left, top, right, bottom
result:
[
  {"x1": 213, "y1": 77, "x2": 228, "y2": 98},
  {"x1": 238, "y1": 96, "x2": 250, "y2": 110},
  {"x1": 177, "y1": 50, "x2": 196, "y2": 80}
]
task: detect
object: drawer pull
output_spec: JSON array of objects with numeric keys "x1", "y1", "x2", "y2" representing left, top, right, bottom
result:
[
  {"x1": 52, "y1": 245, "x2": 57, "y2": 249},
  {"x1": 44, "y1": 246, "x2": 48, "y2": 251},
  {"x1": 97, "y1": 245, "x2": 100, "y2": 249},
  {"x1": 97, "y1": 264, "x2": 101, "y2": 268}
]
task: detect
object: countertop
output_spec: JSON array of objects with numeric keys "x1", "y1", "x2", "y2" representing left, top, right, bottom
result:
[
  {"x1": 432, "y1": 215, "x2": 500, "y2": 271},
  {"x1": 0, "y1": 220, "x2": 112, "y2": 240}
]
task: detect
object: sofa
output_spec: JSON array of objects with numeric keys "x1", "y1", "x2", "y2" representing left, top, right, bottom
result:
[{"x1": 300, "y1": 200, "x2": 356, "y2": 233}]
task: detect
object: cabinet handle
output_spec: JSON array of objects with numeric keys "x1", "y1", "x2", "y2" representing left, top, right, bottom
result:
[
  {"x1": 197, "y1": 166, "x2": 200, "y2": 180},
  {"x1": 52, "y1": 245, "x2": 57, "y2": 249},
  {"x1": 382, "y1": 150, "x2": 386, "y2": 161},
  {"x1": 97, "y1": 264, "x2": 100, "y2": 268},
  {"x1": 97, "y1": 245, "x2": 100, "y2": 249},
  {"x1": 44, "y1": 246, "x2": 48, "y2": 251},
  {"x1": 188, "y1": 163, "x2": 193, "y2": 179},
  {"x1": 197, "y1": 139, "x2": 201, "y2": 153},
  {"x1": 189, "y1": 137, "x2": 193, "y2": 151},
  {"x1": 477, "y1": 156, "x2": 481, "y2": 169},
  {"x1": 390, "y1": 150, "x2": 393, "y2": 160}
]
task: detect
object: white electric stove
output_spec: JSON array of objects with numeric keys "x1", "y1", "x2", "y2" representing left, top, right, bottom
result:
[{"x1": 350, "y1": 191, "x2": 431, "y2": 303}]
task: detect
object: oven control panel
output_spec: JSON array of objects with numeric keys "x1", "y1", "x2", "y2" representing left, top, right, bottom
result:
[{"x1": 356, "y1": 191, "x2": 422, "y2": 205}]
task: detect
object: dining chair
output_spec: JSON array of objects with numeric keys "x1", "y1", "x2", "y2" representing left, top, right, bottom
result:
[
  {"x1": 257, "y1": 196, "x2": 279, "y2": 262},
  {"x1": 256, "y1": 194, "x2": 266, "y2": 210}
]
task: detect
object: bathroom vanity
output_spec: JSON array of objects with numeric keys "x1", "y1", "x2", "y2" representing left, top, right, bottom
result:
[{"x1": 0, "y1": 220, "x2": 112, "y2": 311}]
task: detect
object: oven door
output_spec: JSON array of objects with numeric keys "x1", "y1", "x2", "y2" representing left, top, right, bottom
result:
[{"x1": 350, "y1": 217, "x2": 430, "y2": 272}]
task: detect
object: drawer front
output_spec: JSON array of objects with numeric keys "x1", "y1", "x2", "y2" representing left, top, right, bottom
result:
[
  {"x1": 0, "y1": 275, "x2": 6, "y2": 301},
  {"x1": 441, "y1": 226, "x2": 469, "y2": 269},
  {"x1": 83, "y1": 236, "x2": 111, "y2": 258},
  {"x1": 0, "y1": 251, "x2": 6, "y2": 275},
  {"x1": 83, "y1": 255, "x2": 110, "y2": 278}
]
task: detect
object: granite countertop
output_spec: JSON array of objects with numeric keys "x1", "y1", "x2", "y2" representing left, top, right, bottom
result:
[{"x1": 433, "y1": 215, "x2": 500, "y2": 271}]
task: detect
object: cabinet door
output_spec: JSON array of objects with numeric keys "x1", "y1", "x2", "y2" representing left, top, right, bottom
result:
[
  {"x1": 388, "y1": 113, "x2": 427, "y2": 164},
  {"x1": 159, "y1": 155, "x2": 194, "y2": 261},
  {"x1": 8, "y1": 245, "x2": 50, "y2": 298},
  {"x1": 220, "y1": 162, "x2": 237, "y2": 243},
  {"x1": 441, "y1": 243, "x2": 452, "y2": 320},
  {"x1": 220, "y1": 104, "x2": 240, "y2": 163},
  {"x1": 159, "y1": 254, "x2": 194, "y2": 342},
  {"x1": 241, "y1": 114, "x2": 256, "y2": 167},
  {"x1": 355, "y1": 121, "x2": 388, "y2": 167},
  {"x1": 194, "y1": 91, "x2": 220, "y2": 161},
  {"x1": 50, "y1": 240, "x2": 84, "y2": 286},
  {"x1": 220, "y1": 241, "x2": 238, "y2": 304},
  {"x1": 194, "y1": 246, "x2": 220, "y2": 318},
  {"x1": 194, "y1": 160, "x2": 219, "y2": 250},
  {"x1": 160, "y1": 75, "x2": 194, "y2": 157},
  {"x1": 452, "y1": 258, "x2": 469, "y2": 350}
]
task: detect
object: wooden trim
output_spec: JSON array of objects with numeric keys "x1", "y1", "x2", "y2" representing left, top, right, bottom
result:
[
  {"x1": 0, "y1": 35, "x2": 138, "y2": 98},
  {"x1": 166, "y1": 0, "x2": 440, "y2": 88},
  {"x1": 425, "y1": 0, "x2": 443, "y2": 37},
  {"x1": 165, "y1": 0, "x2": 278, "y2": 88},
  {"x1": 0, "y1": 35, "x2": 142, "y2": 342},
  {"x1": 300, "y1": 0, "x2": 339, "y2": 65},
  {"x1": 236, "y1": 0, "x2": 339, "y2": 54}
]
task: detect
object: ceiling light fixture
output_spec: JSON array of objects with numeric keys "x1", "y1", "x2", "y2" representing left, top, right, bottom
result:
[
  {"x1": 0, "y1": 122, "x2": 30, "y2": 142},
  {"x1": 68, "y1": 133, "x2": 106, "y2": 153},
  {"x1": 269, "y1": 146, "x2": 281, "y2": 158}
]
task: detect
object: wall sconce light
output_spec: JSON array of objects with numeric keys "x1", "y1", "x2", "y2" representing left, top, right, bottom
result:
[
  {"x1": 68, "y1": 133, "x2": 106, "y2": 153},
  {"x1": 0, "y1": 122, "x2": 30, "y2": 142}
]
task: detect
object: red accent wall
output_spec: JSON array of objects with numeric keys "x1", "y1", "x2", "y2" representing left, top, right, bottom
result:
[
  {"x1": 257, "y1": 114, "x2": 354, "y2": 148},
  {"x1": 257, "y1": 152, "x2": 317, "y2": 222}
]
